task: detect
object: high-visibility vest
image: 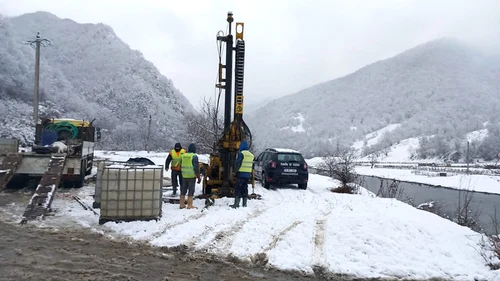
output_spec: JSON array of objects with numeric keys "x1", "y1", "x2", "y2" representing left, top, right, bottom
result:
[
  {"x1": 170, "y1": 148, "x2": 185, "y2": 170},
  {"x1": 181, "y1": 152, "x2": 196, "y2": 178},
  {"x1": 239, "y1": 150, "x2": 254, "y2": 173}
]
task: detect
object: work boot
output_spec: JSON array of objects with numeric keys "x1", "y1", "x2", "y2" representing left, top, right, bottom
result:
[
  {"x1": 242, "y1": 196, "x2": 248, "y2": 207},
  {"x1": 179, "y1": 195, "x2": 186, "y2": 209},
  {"x1": 230, "y1": 197, "x2": 240, "y2": 208},
  {"x1": 187, "y1": 196, "x2": 197, "y2": 209}
]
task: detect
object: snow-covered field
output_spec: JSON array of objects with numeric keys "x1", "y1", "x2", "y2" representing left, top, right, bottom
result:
[{"x1": 11, "y1": 151, "x2": 494, "y2": 281}]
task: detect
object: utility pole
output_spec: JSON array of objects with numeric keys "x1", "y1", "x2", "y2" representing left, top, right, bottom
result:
[
  {"x1": 146, "y1": 115, "x2": 152, "y2": 153},
  {"x1": 24, "y1": 32, "x2": 51, "y2": 127},
  {"x1": 466, "y1": 141, "x2": 470, "y2": 175}
]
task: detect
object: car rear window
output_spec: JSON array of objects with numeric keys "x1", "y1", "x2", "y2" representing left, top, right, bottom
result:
[{"x1": 277, "y1": 153, "x2": 304, "y2": 162}]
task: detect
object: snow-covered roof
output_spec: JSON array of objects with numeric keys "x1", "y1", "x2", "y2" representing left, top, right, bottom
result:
[{"x1": 269, "y1": 148, "x2": 300, "y2": 153}]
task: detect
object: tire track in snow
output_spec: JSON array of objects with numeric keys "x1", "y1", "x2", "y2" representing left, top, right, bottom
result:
[
  {"x1": 185, "y1": 204, "x2": 269, "y2": 249},
  {"x1": 198, "y1": 187, "x2": 312, "y2": 254},
  {"x1": 262, "y1": 220, "x2": 303, "y2": 253},
  {"x1": 307, "y1": 187, "x2": 319, "y2": 195},
  {"x1": 191, "y1": 192, "x2": 297, "y2": 252},
  {"x1": 150, "y1": 211, "x2": 208, "y2": 240},
  {"x1": 311, "y1": 202, "x2": 333, "y2": 273}
]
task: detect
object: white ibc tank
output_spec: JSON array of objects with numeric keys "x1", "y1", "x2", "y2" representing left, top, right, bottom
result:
[{"x1": 99, "y1": 165, "x2": 163, "y2": 223}]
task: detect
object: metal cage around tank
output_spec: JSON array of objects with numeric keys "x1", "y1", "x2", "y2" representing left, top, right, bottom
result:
[{"x1": 98, "y1": 163, "x2": 163, "y2": 225}]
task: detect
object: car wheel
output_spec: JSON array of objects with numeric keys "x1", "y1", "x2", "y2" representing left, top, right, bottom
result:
[
  {"x1": 262, "y1": 173, "x2": 270, "y2": 189},
  {"x1": 298, "y1": 183, "x2": 307, "y2": 190}
]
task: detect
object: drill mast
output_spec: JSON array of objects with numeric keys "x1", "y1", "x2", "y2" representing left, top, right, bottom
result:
[{"x1": 200, "y1": 12, "x2": 252, "y2": 205}]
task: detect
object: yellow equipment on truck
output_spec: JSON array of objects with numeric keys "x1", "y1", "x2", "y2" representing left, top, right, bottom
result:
[{"x1": 0, "y1": 117, "x2": 101, "y2": 223}]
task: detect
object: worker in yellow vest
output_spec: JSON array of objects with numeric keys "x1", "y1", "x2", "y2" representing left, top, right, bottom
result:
[
  {"x1": 180, "y1": 143, "x2": 201, "y2": 209},
  {"x1": 165, "y1": 142, "x2": 186, "y2": 195},
  {"x1": 231, "y1": 140, "x2": 254, "y2": 208}
]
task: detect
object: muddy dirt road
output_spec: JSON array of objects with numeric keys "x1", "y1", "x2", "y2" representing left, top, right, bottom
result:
[{"x1": 0, "y1": 220, "x2": 329, "y2": 281}]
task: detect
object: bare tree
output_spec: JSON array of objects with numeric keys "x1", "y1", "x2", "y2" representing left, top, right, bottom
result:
[
  {"x1": 377, "y1": 179, "x2": 405, "y2": 199},
  {"x1": 490, "y1": 206, "x2": 499, "y2": 235},
  {"x1": 454, "y1": 189, "x2": 481, "y2": 231},
  {"x1": 185, "y1": 97, "x2": 224, "y2": 154},
  {"x1": 477, "y1": 235, "x2": 500, "y2": 270},
  {"x1": 369, "y1": 152, "x2": 379, "y2": 168},
  {"x1": 321, "y1": 147, "x2": 359, "y2": 193},
  {"x1": 375, "y1": 179, "x2": 415, "y2": 206}
]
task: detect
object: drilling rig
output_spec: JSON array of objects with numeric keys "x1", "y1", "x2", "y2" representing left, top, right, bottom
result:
[{"x1": 197, "y1": 12, "x2": 259, "y2": 207}]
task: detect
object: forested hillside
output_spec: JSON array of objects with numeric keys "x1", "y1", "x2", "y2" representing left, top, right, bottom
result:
[
  {"x1": 247, "y1": 38, "x2": 500, "y2": 160},
  {"x1": 0, "y1": 12, "x2": 194, "y2": 150}
]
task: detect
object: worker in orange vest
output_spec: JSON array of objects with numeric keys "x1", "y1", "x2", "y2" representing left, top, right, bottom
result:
[{"x1": 165, "y1": 143, "x2": 186, "y2": 195}]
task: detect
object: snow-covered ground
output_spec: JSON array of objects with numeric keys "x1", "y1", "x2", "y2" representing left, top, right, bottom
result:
[
  {"x1": 355, "y1": 167, "x2": 500, "y2": 195},
  {"x1": 362, "y1": 137, "x2": 421, "y2": 162},
  {"x1": 94, "y1": 150, "x2": 210, "y2": 178},
  {"x1": 352, "y1": 123, "x2": 401, "y2": 151},
  {"x1": 12, "y1": 151, "x2": 496, "y2": 281},
  {"x1": 94, "y1": 150, "x2": 210, "y2": 165},
  {"x1": 351, "y1": 125, "x2": 491, "y2": 164}
]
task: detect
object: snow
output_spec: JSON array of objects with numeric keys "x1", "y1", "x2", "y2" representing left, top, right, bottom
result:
[
  {"x1": 52, "y1": 141, "x2": 67, "y2": 153},
  {"x1": 362, "y1": 137, "x2": 421, "y2": 162},
  {"x1": 356, "y1": 166, "x2": 500, "y2": 194},
  {"x1": 94, "y1": 150, "x2": 209, "y2": 165},
  {"x1": 26, "y1": 184, "x2": 56, "y2": 208},
  {"x1": 378, "y1": 137, "x2": 420, "y2": 162},
  {"x1": 280, "y1": 113, "x2": 306, "y2": 133},
  {"x1": 46, "y1": 151, "x2": 500, "y2": 281},
  {"x1": 352, "y1": 123, "x2": 401, "y2": 150},
  {"x1": 305, "y1": 157, "x2": 325, "y2": 167},
  {"x1": 467, "y1": 128, "x2": 489, "y2": 142},
  {"x1": 418, "y1": 201, "x2": 435, "y2": 209},
  {"x1": 94, "y1": 150, "x2": 209, "y2": 178},
  {"x1": 365, "y1": 124, "x2": 401, "y2": 147},
  {"x1": 105, "y1": 164, "x2": 162, "y2": 169},
  {"x1": 271, "y1": 148, "x2": 300, "y2": 153}
]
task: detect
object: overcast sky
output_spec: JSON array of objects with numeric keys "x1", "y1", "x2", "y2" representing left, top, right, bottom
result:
[{"x1": 1, "y1": 0, "x2": 499, "y2": 108}]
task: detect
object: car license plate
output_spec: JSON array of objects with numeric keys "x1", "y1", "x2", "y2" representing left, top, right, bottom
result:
[{"x1": 283, "y1": 168, "x2": 297, "y2": 173}]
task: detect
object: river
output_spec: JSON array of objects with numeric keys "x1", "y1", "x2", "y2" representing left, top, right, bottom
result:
[{"x1": 358, "y1": 174, "x2": 499, "y2": 235}]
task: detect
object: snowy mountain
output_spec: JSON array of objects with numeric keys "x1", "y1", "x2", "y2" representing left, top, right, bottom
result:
[
  {"x1": 247, "y1": 38, "x2": 500, "y2": 160},
  {"x1": 0, "y1": 12, "x2": 194, "y2": 150},
  {"x1": 245, "y1": 96, "x2": 275, "y2": 113}
]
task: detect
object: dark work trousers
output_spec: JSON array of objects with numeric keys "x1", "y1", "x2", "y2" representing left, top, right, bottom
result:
[
  {"x1": 181, "y1": 178, "x2": 196, "y2": 196},
  {"x1": 171, "y1": 170, "x2": 183, "y2": 192},
  {"x1": 235, "y1": 177, "x2": 249, "y2": 198}
]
